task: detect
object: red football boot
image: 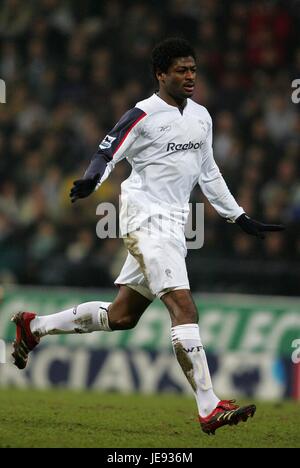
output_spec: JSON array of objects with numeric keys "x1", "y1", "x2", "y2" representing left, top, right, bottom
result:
[
  {"x1": 199, "y1": 399, "x2": 256, "y2": 435},
  {"x1": 11, "y1": 312, "x2": 40, "y2": 369}
]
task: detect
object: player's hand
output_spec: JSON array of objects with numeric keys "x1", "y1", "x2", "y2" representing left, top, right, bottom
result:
[
  {"x1": 235, "y1": 213, "x2": 285, "y2": 239},
  {"x1": 70, "y1": 174, "x2": 100, "y2": 203}
]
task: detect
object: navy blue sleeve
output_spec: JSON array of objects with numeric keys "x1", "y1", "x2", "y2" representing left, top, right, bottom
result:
[{"x1": 84, "y1": 107, "x2": 146, "y2": 181}]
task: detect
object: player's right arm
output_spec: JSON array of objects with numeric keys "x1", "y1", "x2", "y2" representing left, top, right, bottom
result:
[{"x1": 70, "y1": 108, "x2": 146, "y2": 202}]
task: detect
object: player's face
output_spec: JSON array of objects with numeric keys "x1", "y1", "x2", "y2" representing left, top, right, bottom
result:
[{"x1": 159, "y1": 56, "x2": 197, "y2": 100}]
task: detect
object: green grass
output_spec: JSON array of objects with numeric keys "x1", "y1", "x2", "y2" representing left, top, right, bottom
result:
[{"x1": 0, "y1": 388, "x2": 299, "y2": 448}]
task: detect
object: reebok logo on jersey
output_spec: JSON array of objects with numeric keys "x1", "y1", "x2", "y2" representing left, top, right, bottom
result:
[
  {"x1": 99, "y1": 135, "x2": 116, "y2": 150},
  {"x1": 167, "y1": 141, "x2": 203, "y2": 152},
  {"x1": 159, "y1": 125, "x2": 171, "y2": 132}
]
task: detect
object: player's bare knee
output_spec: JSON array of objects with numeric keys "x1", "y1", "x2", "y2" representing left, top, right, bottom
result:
[
  {"x1": 170, "y1": 308, "x2": 198, "y2": 326},
  {"x1": 109, "y1": 315, "x2": 138, "y2": 330},
  {"x1": 165, "y1": 301, "x2": 198, "y2": 325},
  {"x1": 161, "y1": 290, "x2": 198, "y2": 325}
]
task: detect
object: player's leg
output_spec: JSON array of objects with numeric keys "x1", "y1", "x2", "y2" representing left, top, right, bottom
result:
[
  {"x1": 161, "y1": 289, "x2": 256, "y2": 435},
  {"x1": 11, "y1": 285, "x2": 152, "y2": 369},
  {"x1": 123, "y1": 227, "x2": 221, "y2": 422},
  {"x1": 31, "y1": 284, "x2": 151, "y2": 334},
  {"x1": 161, "y1": 289, "x2": 220, "y2": 416}
]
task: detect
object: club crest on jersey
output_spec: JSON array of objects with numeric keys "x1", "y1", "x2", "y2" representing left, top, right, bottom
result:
[
  {"x1": 99, "y1": 135, "x2": 116, "y2": 150},
  {"x1": 198, "y1": 120, "x2": 207, "y2": 131}
]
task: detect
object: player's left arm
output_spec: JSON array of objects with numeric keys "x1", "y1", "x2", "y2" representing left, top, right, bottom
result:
[{"x1": 198, "y1": 112, "x2": 285, "y2": 239}]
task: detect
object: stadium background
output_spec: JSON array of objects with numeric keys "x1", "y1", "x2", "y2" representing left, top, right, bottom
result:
[{"x1": 0, "y1": 0, "x2": 300, "y2": 406}]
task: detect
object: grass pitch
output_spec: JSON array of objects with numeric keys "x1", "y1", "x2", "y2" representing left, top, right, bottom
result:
[{"x1": 0, "y1": 388, "x2": 299, "y2": 448}]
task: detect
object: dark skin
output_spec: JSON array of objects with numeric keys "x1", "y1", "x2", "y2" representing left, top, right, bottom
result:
[
  {"x1": 108, "y1": 285, "x2": 152, "y2": 330},
  {"x1": 156, "y1": 56, "x2": 197, "y2": 113},
  {"x1": 108, "y1": 55, "x2": 199, "y2": 331},
  {"x1": 108, "y1": 285, "x2": 198, "y2": 330}
]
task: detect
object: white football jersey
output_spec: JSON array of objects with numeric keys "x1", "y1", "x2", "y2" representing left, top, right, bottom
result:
[{"x1": 85, "y1": 93, "x2": 244, "y2": 236}]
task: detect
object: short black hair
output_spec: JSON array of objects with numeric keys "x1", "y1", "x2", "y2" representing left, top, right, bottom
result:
[{"x1": 151, "y1": 37, "x2": 196, "y2": 79}]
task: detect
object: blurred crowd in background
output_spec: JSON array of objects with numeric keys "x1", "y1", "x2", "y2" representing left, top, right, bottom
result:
[{"x1": 0, "y1": 0, "x2": 299, "y2": 295}]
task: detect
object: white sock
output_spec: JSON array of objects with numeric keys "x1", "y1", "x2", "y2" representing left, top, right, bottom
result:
[
  {"x1": 171, "y1": 323, "x2": 220, "y2": 418},
  {"x1": 30, "y1": 301, "x2": 112, "y2": 337}
]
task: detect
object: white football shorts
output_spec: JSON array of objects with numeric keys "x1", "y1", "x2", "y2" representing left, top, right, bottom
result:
[{"x1": 114, "y1": 219, "x2": 190, "y2": 301}]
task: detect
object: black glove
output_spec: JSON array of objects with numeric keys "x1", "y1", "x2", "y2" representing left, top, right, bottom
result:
[
  {"x1": 70, "y1": 174, "x2": 100, "y2": 203},
  {"x1": 235, "y1": 213, "x2": 285, "y2": 239}
]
